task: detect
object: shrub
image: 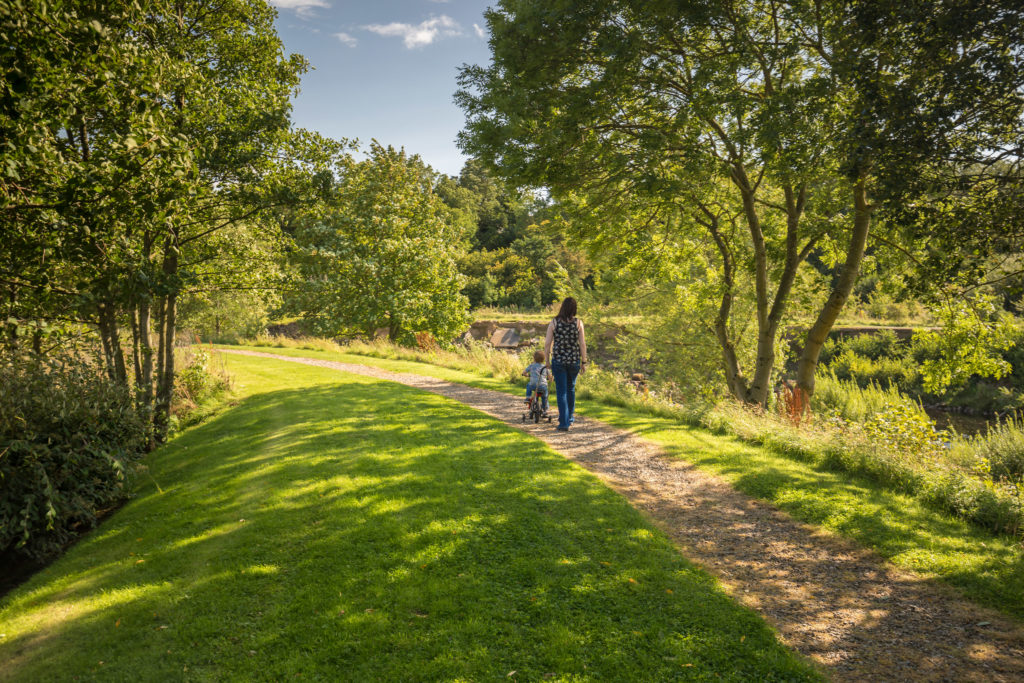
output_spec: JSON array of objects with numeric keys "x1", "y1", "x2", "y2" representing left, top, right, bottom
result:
[
  {"x1": 172, "y1": 347, "x2": 232, "y2": 427},
  {"x1": 863, "y1": 402, "x2": 947, "y2": 469},
  {"x1": 947, "y1": 382, "x2": 1024, "y2": 415},
  {"x1": 818, "y1": 336, "x2": 839, "y2": 365},
  {"x1": 969, "y1": 416, "x2": 1024, "y2": 483},
  {"x1": 827, "y1": 348, "x2": 920, "y2": 392},
  {"x1": 842, "y1": 329, "x2": 902, "y2": 360},
  {"x1": 0, "y1": 357, "x2": 149, "y2": 561},
  {"x1": 811, "y1": 370, "x2": 925, "y2": 423}
]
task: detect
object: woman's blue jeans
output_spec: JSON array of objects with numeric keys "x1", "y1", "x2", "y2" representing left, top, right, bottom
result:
[{"x1": 551, "y1": 362, "x2": 580, "y2": 429}]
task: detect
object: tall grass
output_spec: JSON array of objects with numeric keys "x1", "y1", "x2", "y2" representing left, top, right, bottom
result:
[
  {"x1": 960, "y1": 414, "x2": 1024, "y2": 484},
  {"x1": 811, "y1": 369, "x2": 926, "y2": 423}
]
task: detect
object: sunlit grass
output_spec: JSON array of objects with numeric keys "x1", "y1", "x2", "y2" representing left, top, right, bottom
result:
[
  {"x1": 221, "y1": 344, "x2": 1024, "y2": 622},
  {"x1": 0, "y1": 355, "x2": 818, "y2": 682}
]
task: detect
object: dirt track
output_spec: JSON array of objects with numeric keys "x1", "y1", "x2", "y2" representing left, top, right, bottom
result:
[{"x1": 221, "y1": 349, "x2": 1024, "y2": 682}]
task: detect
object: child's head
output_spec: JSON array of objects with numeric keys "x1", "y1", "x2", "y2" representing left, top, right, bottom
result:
[{"x1": 533, "y1": 350, "x2": 545, "y2": 363}]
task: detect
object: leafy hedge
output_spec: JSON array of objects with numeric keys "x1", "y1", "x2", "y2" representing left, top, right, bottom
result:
[{"x1": 0, "y1": 359, "x2": 149, "y2": 561}]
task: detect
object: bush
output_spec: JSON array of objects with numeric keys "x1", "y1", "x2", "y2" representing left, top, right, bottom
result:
[
  {"x1": 947, "y1": 382, "x2": 1024, "y2": 415},
  {"x1": 0, "y1": 358, "x2": 149, "y2": 561},
  {"x1": 811, "y1": 370, "x2": 925, "y2": 423},
  {"x1": 970, "y1": 416, "x2": 1024, "y2": 483},
  {"x1": 172, "y1": 347, "x2": 232, "y2": 428},
  {"x1": 842, "y1": 329, "x2": 902, "y2": 360},
  {"x1": 827, "y1": 348, "x2": 920, "y2": 392}
]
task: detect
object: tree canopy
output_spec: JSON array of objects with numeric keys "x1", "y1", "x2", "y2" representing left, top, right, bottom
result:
[
  {"x1": 458, "y1": 0, "x2": 1024, "y2": 405},
  {"x1": 1, "y1": 0, "x2": 340, "y2": 440},
  {"x1": 289, "y1": 143, "x2": 469, "y2": 344}
]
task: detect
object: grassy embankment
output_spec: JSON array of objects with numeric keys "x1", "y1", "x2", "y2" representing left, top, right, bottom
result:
[
  {"x1": 0, "y1": 354, "x2": 819, "y2": 682},
  {"x1": 222, "y1": 339, "x2": 1024, "y2": 621}
]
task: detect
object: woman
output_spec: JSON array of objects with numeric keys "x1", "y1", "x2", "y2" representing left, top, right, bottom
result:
[{"x1": 544, "y1": 297, "x2": 588, "y2": 432}]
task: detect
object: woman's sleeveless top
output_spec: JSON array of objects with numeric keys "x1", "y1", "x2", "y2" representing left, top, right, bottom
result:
[{"x1": 552, "y1": 317, "x2": 581, "y2": 365}]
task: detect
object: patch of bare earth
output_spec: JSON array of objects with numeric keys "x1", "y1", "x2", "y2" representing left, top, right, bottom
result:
[{"x1": 222, "y1": 349, "x2": 1024, "y2": 682}]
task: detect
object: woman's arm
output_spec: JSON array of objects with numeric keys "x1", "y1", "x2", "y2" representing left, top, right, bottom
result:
[
  {"x1": 544, "y1": 320, "x2": 555, "y2": 362},
  {"x1": 577, "y1": 318, "x2": 588, "y2": 372}
]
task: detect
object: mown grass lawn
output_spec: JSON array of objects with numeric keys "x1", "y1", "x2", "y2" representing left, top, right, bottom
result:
[
  {"x1": 222, "y1": 344, "x2": 1024, "y2": 622},
  {"x1": 0, "y1": 355, "x2": 819, "y2": 682}
]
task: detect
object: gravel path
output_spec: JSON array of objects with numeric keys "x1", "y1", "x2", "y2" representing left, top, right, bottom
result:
[{"x1": 222, "y1": 349, "x2": 1024, "y2": 681}]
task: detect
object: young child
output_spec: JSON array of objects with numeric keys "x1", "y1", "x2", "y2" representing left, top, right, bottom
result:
[{"x1": 522, "y1": 350, "x2": 552, "y2": 414}]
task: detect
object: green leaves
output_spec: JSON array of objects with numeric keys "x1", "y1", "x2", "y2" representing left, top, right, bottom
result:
[
  {"x1": 290, "y1": 144, "x2": 469, "y2": 344},
  {"x1": 914, "y1": 296, "x2": 1018, "y2": 394}
]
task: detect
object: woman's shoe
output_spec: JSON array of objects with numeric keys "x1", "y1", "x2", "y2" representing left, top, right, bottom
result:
[{"x1": 555, "y1": 426, "x2": 569, "y2": 432}]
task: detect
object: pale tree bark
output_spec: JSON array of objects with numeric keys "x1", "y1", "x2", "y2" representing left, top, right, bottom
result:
[
  {"x1": 795, "y1": 174, "x2": 872, "y2": 400},
  {"x1": 153, "y1": 234, "x2": 179, "y2": 443},
  {"x1": 97, "y1": 302, "x2": 117, "y2": 381},
  {"x1": 105, "y1": 303, "x2": 128, "y2": 385},
  {"x1": 130, "y1": 307, "x2": 143, "y2": 386},
  {"x1": 139, "y1": 300, "x2": 154, "y2": 403},
  {"x1": 729, "y1": 164, "x2": 808, "y2": 405},
  {"x1": 700, "y1": 206, "x2": 749, "y2": 399}
]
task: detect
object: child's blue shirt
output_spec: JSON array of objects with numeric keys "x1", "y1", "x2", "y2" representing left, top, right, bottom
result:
[{"x1": 525, "y1": 362, "x2": 549, "y2": 387}]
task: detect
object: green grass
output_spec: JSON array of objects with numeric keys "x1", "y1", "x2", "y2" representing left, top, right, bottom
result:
[
  {"x1": 0, "y1": 355, "x2": 819, "y2": 682},
  {"x1": 219, "y1": 344, "x2": 1024, "y2": 622}
]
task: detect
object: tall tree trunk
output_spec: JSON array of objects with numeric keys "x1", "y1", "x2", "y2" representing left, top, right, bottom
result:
[
  {"x1": 139, "y1": 300, "x2": 154, "y2": 405},
  {"x1": 103, "y1": 303, "x2": 129, "y2": 385},
  {"x1": 97, "y1": 304, "x2": 117, "y2": 381},
  {"x1": 746, "y1": 185, "x2": 807, "y2": 404},
  {"x1": 703, "y1": 208, "x2": 748, "y2": 400},
  {"x1": 730, "y1": 169, "x2": 808, "y2": 406},
  {"x1": 731, "y1": 165, "x2": 774, "y2": 405},
  {"x1": 154, "y1": 295, "x2": 166, "y2": 400},
  {"x1": 153, "y1": 241, "x2": 179, "y2": 443},
  {"x1": 795, "y1": 175, "x2": 872, "y2": 400},
  {"x1": 6, "y1": 285, "x2": 17, "y2": 353},
  {"x1": 130, "y1": 307, "x2": 143, "y2": 386},
  {"x1": 138, "y1": 232, "x2": 155, "y2": 410}
]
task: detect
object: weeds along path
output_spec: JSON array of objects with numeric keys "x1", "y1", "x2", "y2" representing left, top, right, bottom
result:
[{"x1": 221, "y1": 349, "x2": 1024, "y2": 682}]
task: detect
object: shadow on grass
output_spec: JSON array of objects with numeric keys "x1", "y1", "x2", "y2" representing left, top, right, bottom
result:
[{"x1": 0, "y1": 377, "x2": 819, "y2": 682}]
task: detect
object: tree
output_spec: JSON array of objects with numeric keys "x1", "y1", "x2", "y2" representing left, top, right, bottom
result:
[
  {"x1": 1, "y1": 0, "x2": 340, "y2": 441},
  {"x1": 458, "y1": 0, "x2": 1024, "y2": 406},
  {"x1": 290, "y1": 143, "x2": 469, "y2": 344}
]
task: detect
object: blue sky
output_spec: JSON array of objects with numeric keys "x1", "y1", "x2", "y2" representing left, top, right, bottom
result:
[{"x1": 270, "y1": 0, "x2": 494, "y2": 176}]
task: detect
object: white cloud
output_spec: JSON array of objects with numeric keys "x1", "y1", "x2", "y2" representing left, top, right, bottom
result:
[
  {"x1": 364, "y1": 15, "x2": 462, "y2": 49},
  {"x1": 268, "y1": 0, "x2": 329, "y2": 18},
  {"x1": 334, "y1": 31, "x2": 357, "y2": 47},
  {"x1": 473, "y1": 23, "x2": 486, "y2": 39}
]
